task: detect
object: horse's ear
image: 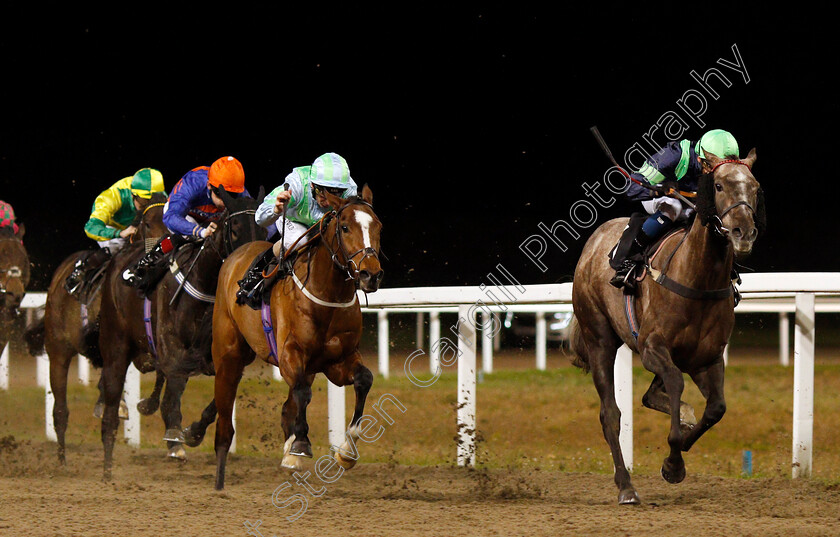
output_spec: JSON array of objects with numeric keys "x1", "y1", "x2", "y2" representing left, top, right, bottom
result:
[
  {"x1": 325, "y1": 190, "x2": 346, "y2": 210},
  {"x1": 360, "y1": 184, "x2": 373, "y2": 205},
  {"x1": 16, "y1": 222, "x2": 24, "y2": 239},
  {"x1": 257, "y1": 185, "x2": 266, "y2": 204},
  {"x1": 743, "y1": 147, "x2": 757, "y2": 168},
  {"x1": 214, "y1": 184, "x2": 235, "y2": 206},
  {"x1": 701, "y1": 150, "x2": 721, "y2": 172}
]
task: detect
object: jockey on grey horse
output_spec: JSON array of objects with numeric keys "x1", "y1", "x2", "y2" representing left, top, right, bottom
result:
[{"x1": 609, "y1": 129, "x2": 741, "y2": 291}]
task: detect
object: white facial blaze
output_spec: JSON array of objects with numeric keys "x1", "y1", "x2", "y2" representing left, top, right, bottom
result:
[{"x1": 355, "y1": 210, "x2": 373, "y2": 248}]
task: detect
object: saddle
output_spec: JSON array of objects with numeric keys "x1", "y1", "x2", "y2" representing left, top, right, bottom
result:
[
  {"x1": 236, "y1": 245, "x2": 295, "y2": 310},
  {"x1": 618, "y1": 216, "x2": 741, "y2": 340}
]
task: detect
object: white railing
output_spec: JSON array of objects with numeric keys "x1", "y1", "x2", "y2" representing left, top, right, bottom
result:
[{"x1": 6, "y1": 272, "x2": 839, "y2": 477}]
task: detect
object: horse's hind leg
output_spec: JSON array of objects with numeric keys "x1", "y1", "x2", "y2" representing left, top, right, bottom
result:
[
  {"x1": 47, "y1": 349, "x2": 73, "y2": 464},
  {"x1": 183, "y1": 398, "x2": 217, "y2": 448},
  {"x1": 587, "y1": 341, "x2": 640, "y2": 505},
  {"x1": 324, "y1": 353, "x2": 373, "y2": 470},
  {"x1": 137, "y1": 369, "x2": 165, "y2": 416},
  {"x1": 642, "y1": 375, "x2": 698, "y2": 433},
  {"x1": 681, "y1": 358, "x2": 726, "y2": 452},
  {"x1": 639, "y1": 335, "x2": 686, "y2": 484},
  {"x1": 159, "y1": 374, "x2": 189, "y2": 460}
]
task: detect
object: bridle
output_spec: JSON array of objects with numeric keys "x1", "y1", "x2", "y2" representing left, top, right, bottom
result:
[
  {"x1": 320, "y1": 199, "x2": 381, "y2": 282},
  {"x1": 222, "y1": 207, "x2": 259, "y2": 257},
  {"x1": 706, "y1": 159, "x2": 758, "y2": 238}
]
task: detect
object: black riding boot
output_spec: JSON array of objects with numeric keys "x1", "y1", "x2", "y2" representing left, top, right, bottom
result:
[
  {"x1": 609, "y1": 230, "x2": 653, "y2": 292},
  {"x1": 236, "y1": 246, "x2": 278, "y2": 309},
  {"x1": 64, "y1": 247, "x2": 112, "y2": 295},
  {"x1": 122, "y1": 234, "x2": 184, "y2": 289}
]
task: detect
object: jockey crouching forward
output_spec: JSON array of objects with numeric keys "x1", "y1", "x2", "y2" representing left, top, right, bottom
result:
[
  {"x1": 609, "y1": 129, "x2": 740, "y2": 292},
  {"x1": 64, "y1": 168, "x2": 166, "y2": 295},
  {"x1": 235, "y1": 152, "x2": 357, "y2": 308},
  {"x1": 122, "y1": 156, "x2": 251, "y2": 293}
]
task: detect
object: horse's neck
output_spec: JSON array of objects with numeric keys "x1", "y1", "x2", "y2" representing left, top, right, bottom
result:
[
  {"x1": 671, "y1": 217, "x2": 734, "y2": 290},
  {"x1": 296, "y1": 234, "x2": 356, "y2": 304}
]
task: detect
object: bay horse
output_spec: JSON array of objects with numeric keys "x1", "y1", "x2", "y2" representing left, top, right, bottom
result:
[
  {"x1": 0, "y1": 222, "x2": 29, "y2": 350},
  {"x1": 211, "y1": 185, "x2": 383, "y2": 490},
  {"x1": 130, "y1": 186, "x2": 266, "y2": 460},
  {"x1": 569, "y1": 149, "x2": 764, "y2": 504},
  {"x1": 25, "y1": 193, "x2": 168, "y2": 463},
  {"x1": 97, "y1": 186, "x2": 265, "y2": 477}
]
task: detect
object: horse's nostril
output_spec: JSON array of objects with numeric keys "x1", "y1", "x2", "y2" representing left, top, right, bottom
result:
[{"x1": 732, "y1": 227, "x2": 742, "y2": 238}]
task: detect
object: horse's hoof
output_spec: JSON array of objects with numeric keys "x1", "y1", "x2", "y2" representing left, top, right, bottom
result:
[
  {"x1": 167, "y1": 445, "x2": 187, "y2": 461},
  {"x1": 137, "y1": 398, "x2": 159, "y2": 416},
  {"x1": 118, "y1": 400, "x2": 129, "y2": 420},
  {"x1": 93, "y1": 402, "x2": 104, "y2": 419},
  {"x1": 163, "y1": 428, "x2": 186, "y2": 443},
  {"x1": 680, "y1": 403, "x2": 698, "y2": 427},
  {"x1": 618, "y1": 488, "x2": 641, "y2": 505},
  {"x1": 281, "y1": 454, "x2": 305, "y2": 471},
  {"x1": 661, "y1": 461, "x2": 686, "y2": 484},
  {"x1": 289, "y1": 439, "x2": 313, "y2": 458},
  {"x1": 182, "y1": 425, "x2": 205, "y2": 448},
  {"x1": 334, "y1": 450, "x2": 358, "y2": 470}
]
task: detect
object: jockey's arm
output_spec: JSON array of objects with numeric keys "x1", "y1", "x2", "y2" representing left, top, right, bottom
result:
[
  {"x1": 163, "y1": 186, "x2": 207, "y2": 238},
  {"x1": 84, "y1": 187, "x2": 124, "y2": 241}
]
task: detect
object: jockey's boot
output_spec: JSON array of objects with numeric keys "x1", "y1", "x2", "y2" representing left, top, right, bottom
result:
[
  {"x1": 236, "y1": 246, "x2": 277, "y2": 309},
  {"x1": 122, "y1": 235, "x2": 177, "y2": 288},
  {"x1": 609, "y1": 234, "x2": 652, "y2": 292},
  {"x1": 64, "y1": 247, "x2": 111, "y2": 295}
]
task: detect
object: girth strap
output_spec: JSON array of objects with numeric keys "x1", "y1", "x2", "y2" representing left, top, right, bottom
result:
[
  {"x1": 648, "y1": 267, "x2": 735, "y2": 300},
  {"x1": 143, "y1": 298, "x2": 158, "y2": 359},
  {"x1": 261, "y1": 299, "x2": 279, "y2": 366}
]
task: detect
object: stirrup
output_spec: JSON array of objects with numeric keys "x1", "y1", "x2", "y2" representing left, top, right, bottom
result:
[{"x1": 610, "y1": 261, "x2": 638, "y2": 291}]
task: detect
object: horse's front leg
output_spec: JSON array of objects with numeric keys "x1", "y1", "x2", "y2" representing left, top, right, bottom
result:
[
  {"x1": 682, "y1": 358, "x2": 726, "y2": 452},
  {"x1": 324, "y1": 352, "x2": 373, "y2": 470},
  {"x1": 639, "y1": 335, "x2": 686, "y2": 484},
  {"x1": 641, "y1": 375, "x2": 698, "y2": 434}
]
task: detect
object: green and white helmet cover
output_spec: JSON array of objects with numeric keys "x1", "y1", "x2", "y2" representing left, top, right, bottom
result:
[
  {"x1": 697, "y1": 129, "x2": 739, "y2": 160},
  {"x1": 309, "y1": 152, "x2": 353, "y2": 189}
]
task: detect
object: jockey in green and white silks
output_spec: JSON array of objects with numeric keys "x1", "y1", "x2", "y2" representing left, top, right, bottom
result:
[
  {"x1": 255, "y1": 152, "x2": 358, "y2": 254},
  {"x1": 236, "y1": 153, "x2": 358, "y2": 308}
]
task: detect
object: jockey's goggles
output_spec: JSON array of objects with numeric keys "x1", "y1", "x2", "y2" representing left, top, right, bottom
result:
[{"x1": 312, "y1": 184, "x2": 347, "y2": 197}]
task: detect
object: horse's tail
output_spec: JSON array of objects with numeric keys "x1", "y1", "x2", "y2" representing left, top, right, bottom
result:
[
  {"x1": 567, "y1": 314, "x2": 590, "y2": 373},
  {"x1": 23, "y1": 315, "x2": 45, "y2": 356}
]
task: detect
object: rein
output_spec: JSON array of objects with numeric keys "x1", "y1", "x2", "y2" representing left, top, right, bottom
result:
[{"x1": 274, "y1": 199, "x2": 379, "y2": 308}]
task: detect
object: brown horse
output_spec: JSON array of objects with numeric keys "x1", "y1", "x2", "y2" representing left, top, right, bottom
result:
[
  {"x1": 569, "y1": 149, "x2": 764, "y2": 504},
  {"x1": 0, "y1": 223, "x2": 29, "y2": 349},
  {"x1": 97, "y1": 187, "x2": 266, "y2": 478},
  {"x1": 131, "y1": 186, "x2": 266, "y2": 460},
  {"x1": 25, "y1": 194, "x2": 168, "y2": 464},
  {"x1": 211, "y1": 185, "x2": 383, "y2": 490}
]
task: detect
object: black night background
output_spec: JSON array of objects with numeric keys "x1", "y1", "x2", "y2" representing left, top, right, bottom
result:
[{"x1": 1, "y1": 5, "x2": 835, "y2": 291}]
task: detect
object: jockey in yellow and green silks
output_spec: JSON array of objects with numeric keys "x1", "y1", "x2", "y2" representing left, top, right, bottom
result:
[{"x1": 65, "y1": 168, "x2": 166, "y2": 294}]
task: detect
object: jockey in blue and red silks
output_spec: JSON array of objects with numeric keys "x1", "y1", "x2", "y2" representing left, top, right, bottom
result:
[
  {"x1": 122, "y1": 156, "x2": 252, "y2": 290},
  {"x1": 609, "y1": 129, "x2": 741, "y2": 291}
]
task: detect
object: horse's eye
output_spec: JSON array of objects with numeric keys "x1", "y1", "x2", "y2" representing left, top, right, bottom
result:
[
  {"x1": 341, "y1": 225, "x2": 350, "y2": 233},
  {"x1": 715, "y1": 183, "x2": 723, "y2": 192}
]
